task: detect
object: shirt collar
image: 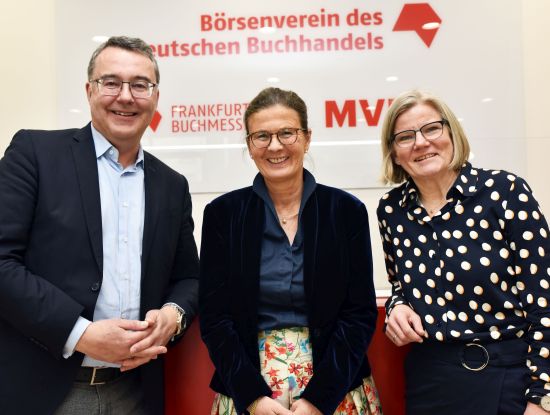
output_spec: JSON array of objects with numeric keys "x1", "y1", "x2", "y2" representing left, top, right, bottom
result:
[
  {"x1": 399, "y1": 162, "x2": 478, "y2": 210},
  {"x1": 253, "y1": 168, "x2": 317, "y2": 214},
  {"x1": 90, "y1": 124, "x2": 144, "y2": 168},
  {"x1": 452, "y1": 162, "x2": 479, "y2": 197}
]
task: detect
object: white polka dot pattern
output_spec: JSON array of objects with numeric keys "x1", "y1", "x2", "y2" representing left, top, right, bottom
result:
[{"x1": 377, "y1": 163, "x2": 550, "y2": 401}]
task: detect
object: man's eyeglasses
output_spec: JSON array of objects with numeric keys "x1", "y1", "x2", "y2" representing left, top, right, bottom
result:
[
  {"x1": 393, "y1": 120, "x2": 448, "y2": 148},
  {"x1": 90, "y1": 76, "x2": 157, "y2": 99},
  {"x1": 247, "y1": 128, "x2": 308, "y2": 149}
]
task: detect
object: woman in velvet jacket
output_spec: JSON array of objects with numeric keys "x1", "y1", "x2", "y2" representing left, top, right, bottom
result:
[{"x1": 199, "y1": 87, "x2": 381, "y2": 415}]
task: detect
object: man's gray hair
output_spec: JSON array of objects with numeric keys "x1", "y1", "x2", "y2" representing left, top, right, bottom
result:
[{"x1": 87, "y1": 36, "x2": 159, "y2": 83}]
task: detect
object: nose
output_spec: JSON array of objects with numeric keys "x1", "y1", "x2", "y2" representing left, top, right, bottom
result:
[
  {"x1": 117, "y1": 82, "x2": 134, "y2": 102},
  {"x1": 266, "y1": 133, "x2": 284, "y2": 150},
  {"x1": 413, "y1": 130, "x2": 430, "y2": 147}
]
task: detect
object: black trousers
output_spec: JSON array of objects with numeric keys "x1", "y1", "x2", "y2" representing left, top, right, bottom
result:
[{"x1": 405, "y1": 340, "x2": 529, "y2": 415}]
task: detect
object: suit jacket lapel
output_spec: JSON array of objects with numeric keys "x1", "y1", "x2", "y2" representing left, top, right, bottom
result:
[
  {"x1": 141, "y1": 152, "x2": 161, "y2": 280},
  {"x1": 70, "y1": 124, "x2": 103, "y2": 273},
  {"x1": 302, "y1": 191, "x2": 319, "y2": 315},
  {"x1": 241, "y1": 192, "x2": 263, "y2": 311}
]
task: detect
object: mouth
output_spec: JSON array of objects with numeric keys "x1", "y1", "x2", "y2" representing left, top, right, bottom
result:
[
  {"x1": 267, "y1": 156, "x2": 289, "y2": 164},
  {"x1": 415, "y1": 153, "x2": 437, "y2": 162},
  {"x1": 111, "y1": 110, "x2": 137, "y2": 117}
]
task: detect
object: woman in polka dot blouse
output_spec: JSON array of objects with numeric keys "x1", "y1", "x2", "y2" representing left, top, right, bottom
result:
[{"x1": 377, "y1": 89, "x2": 550, "y2": 415}]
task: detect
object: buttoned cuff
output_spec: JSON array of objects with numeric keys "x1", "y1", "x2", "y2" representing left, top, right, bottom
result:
[{"x1": 62, "y1": 316, "x2": 92, "y2": 358}]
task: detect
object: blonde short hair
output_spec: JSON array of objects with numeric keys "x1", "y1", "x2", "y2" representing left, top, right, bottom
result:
[{"x1": 380, "y1": 89, "x2": 470, "y2": 185}]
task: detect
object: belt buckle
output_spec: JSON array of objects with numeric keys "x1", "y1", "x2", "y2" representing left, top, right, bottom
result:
[
  {"x1": 90, "y1": 367, "x2": 106, "y2": 386},
  {"x1": 461, "y1": 343, "x2": 489, "y2": 371}
]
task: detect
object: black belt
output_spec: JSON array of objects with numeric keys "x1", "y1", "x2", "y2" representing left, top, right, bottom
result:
[
  {"x1": 75, "y1": 367, "x2": 123, "y2": 385},
  {"x1": 419, "y1": 338, "x2": 527, "y2": 371}
]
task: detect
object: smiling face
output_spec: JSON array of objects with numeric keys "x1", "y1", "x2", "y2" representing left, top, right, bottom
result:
[
  {"x1": 392, "y1": 103, "x2": 454, "y2": 184},
  {"x1": 86, "y1": 46, "x2": 158, "y2": 150},
  {"x1": 247, "y1": 104, "x2": 310, "y2": 186}
]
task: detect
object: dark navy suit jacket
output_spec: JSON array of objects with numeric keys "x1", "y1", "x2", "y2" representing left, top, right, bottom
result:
[
  {"x1": 199, "y1": 177, "x2": 377, "y2": 414},
  {"x1": 0, "y1": 124, "x2": 199, "y2": 415}
]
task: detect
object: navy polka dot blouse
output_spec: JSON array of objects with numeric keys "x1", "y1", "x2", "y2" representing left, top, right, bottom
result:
[{"x1": 377, "y1": 162, "x2": 550, "y2": 401}]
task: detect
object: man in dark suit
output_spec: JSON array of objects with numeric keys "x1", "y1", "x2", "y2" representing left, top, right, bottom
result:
[{"x1": 0, "y1": 36, "x2": 199, "y2": 415}]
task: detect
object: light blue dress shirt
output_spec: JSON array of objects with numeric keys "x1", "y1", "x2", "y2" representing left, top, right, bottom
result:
[{"x1": 63, "y1": 125, "x2": 145, "y2": 367}]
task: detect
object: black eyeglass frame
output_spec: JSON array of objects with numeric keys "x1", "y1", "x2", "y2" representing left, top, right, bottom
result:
[
  {"x1": 392, "y1": 119, "x2": 449, "y2": 148},
  {"x1": 246, "y1": 128, "x2": 308, "y2": 149}
]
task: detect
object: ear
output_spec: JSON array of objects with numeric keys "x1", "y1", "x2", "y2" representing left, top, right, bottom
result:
[
  {"x1": 154, "y1": 89, "x2": 160, "y2": 108},
  {"x1": 304, "y1": 129, "x2": 312, "y2": 153},
  {"x1": 85, "y1": 82, "x2": 92, "y2": 100}
]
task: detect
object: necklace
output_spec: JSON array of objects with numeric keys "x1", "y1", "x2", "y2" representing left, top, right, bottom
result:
[
  {"x1": 279, "y1": 212, "x2": 299, "y2": 225},
  {"x1": 423, "y1": 199, "x2": 447, "y2": 216},
  {"x1": 419, "y1": 172, "x2": 458, "y2": 216}
]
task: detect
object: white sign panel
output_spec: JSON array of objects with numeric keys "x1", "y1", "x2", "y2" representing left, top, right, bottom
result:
[{"x1": 56, "y1": 0, "x2": 524, "y2": 193}]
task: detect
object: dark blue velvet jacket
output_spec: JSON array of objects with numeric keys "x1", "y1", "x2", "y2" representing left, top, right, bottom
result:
[{"x1": 199, "y1": 176, "x2": 377, "y2": 414}]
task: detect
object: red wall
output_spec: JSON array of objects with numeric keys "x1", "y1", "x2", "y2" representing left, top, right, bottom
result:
[{"x1": 165, "y1": 298, "x2": 409, "y2": 414}]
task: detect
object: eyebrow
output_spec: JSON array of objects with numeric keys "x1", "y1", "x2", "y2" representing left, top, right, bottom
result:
[
  {"x1": 255, "y1": 127, "x2": 301, "y2": 131},
  {"x1": 394, "y1": 120, "x2": 441, "y2": 133},
  {"x1": 97, "y1": 74, "x2": 155, "y2": 83}
]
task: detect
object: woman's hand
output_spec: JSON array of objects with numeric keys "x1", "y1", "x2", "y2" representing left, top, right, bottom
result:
[
  {"x1": 290, "y1": 398, "x2": 322, "y2": 414},
  {"x1": 524, "y1": 402, "x2": 549, "y2": 415},
  {"x1": 252, "y1": 396, "x2": 293, "y2": 415},
  {"x1": 386, "y1": 304, "x2": 426, "y2": 346}
]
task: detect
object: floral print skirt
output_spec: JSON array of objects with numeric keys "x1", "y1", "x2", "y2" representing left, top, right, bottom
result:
[{"x1": 211, "y1": 326, "x2": 382, "y2": 415}]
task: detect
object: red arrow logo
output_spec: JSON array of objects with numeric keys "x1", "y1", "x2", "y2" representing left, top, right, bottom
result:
[
  {"x1": 149, "y1": 110, "x2": 162, "y2": 132},
  {"x1": 393, "y1": 3, "x2": 441, "y2": 47}
]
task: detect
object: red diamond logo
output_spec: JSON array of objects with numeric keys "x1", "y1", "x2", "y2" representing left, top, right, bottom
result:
[{"x1": 149, "y1": 111, "x2": 162, "y2": 132}]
